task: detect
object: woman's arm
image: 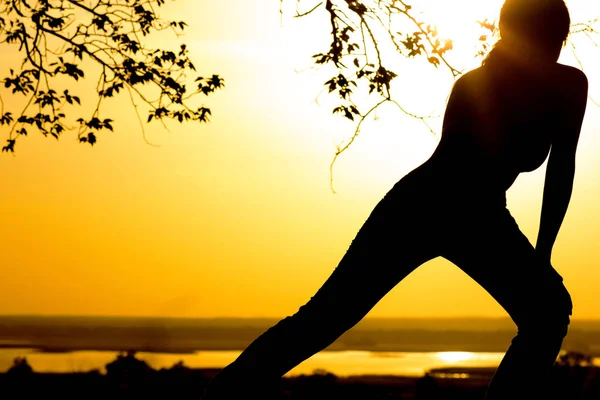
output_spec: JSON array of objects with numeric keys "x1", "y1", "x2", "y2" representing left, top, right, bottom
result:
[{"x1": 536, "y1": 69, "x2": 588, "y2": 265}]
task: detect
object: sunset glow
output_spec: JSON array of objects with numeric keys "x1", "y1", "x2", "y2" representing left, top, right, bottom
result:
[{"x1": 1, "y1": 0, "x2": 600, "y2": 321}]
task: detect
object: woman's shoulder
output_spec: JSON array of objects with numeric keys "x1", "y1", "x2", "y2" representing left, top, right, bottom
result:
[
  {"x1": 554, "y1": 63, "x2": 587, "y2": 80},
  {"x1": 447, "y1": 68, "x2": 483, "y2": 97},
  {"x1": 554, "y1": 64, "x2": 588, "y2": 92},
  {"x1": 542, "y1": 64, "x2": 589, "y2": 112},
  {"x1": 453, "y1": 68, "x2": 481, "y2": 87}
]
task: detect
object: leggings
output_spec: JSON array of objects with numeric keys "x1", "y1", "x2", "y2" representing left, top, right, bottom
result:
[{"x1": 203, "y1": 172, "x2": 572, "y2": 400}]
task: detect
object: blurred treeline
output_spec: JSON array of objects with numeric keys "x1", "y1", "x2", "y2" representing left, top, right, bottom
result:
[{"x1": 2, "y1": 351, "x2": 600, "y2": 399}]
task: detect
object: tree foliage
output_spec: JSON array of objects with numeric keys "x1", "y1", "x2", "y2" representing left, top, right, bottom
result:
[{"x1": 0, "y1": 0, "x2": 224, "y2": 153}]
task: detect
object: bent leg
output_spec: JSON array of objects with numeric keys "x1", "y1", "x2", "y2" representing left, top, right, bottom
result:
[
  {"x1": 204, "y1": 185, "x2": 440, "y2": 399},
  {"x1": 442, "y1": 207, "x2": 572, "y2": 400}
]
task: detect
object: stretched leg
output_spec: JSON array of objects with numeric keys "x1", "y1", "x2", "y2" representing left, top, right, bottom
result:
[
  {"x1": 442, "y1": 206, "x2": 572, "y2": 400},
  {"x1": 203, "y1": 184, "x2": 440, "y2": 399}
]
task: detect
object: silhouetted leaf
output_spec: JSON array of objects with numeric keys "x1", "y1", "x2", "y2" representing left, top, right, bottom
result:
[
  {"x1": 2, "y1": 139, "x2": 15, "y2": 152},
  {"x1": 428, "y1": 56, "x2": 440, "y2": 67}
]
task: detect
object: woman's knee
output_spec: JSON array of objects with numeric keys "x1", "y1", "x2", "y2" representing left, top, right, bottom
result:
[{"x1": 518, "y1": 285, "x2": 572, "y2": 338}]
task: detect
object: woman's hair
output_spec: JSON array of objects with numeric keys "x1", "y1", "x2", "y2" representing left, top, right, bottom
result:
[{"x1": 484, "y1": 0, "x2": 571, "y2": 65}]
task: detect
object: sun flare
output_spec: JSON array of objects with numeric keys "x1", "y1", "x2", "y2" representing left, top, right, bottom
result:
[{"x1": 436, "y1": 352, "x2": 477, "y2": 364}]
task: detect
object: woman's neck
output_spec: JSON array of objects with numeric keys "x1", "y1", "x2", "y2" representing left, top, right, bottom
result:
[{"x1": 484, "y1": 40, "x2": 559, "y2": 69}]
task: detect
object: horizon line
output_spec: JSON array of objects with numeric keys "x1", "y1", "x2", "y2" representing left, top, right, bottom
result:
[{"x1": 1, "y1": 314, "x2": 600, "y2": 322}]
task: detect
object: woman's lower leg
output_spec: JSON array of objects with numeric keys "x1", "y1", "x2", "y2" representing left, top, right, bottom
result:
[{"x1": 485, "y1": 309, "x2": 571, "y2": 399}]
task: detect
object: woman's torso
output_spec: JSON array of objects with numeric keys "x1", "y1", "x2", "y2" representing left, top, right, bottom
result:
[{"x1": 411, "y1": 60, "x2": 578, "y2": 202}]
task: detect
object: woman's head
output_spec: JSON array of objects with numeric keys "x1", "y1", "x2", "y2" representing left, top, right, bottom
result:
[{"x1": 490, "y1": 0, "x2": 571, "y2": 63}]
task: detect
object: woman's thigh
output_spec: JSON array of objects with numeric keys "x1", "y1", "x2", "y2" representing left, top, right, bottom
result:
[
  {"x1": 440, "y1": 207, "x2": 572, "y2": 327},
  {"x1": 297, "y1": 182, "x2": 442, "y2": 322}
]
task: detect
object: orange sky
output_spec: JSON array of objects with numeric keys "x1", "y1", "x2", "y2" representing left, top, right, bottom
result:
[{"x1": 1, "y1": 0, "x2": 600, "y2": 319}]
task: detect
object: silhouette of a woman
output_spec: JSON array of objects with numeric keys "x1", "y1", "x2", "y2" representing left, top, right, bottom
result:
[{"x1": 204, "y1": 1, "x2": 588, "y2": 399}]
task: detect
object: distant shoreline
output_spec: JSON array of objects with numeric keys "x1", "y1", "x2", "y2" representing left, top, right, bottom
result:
[
  {"x1": 2, "y1": 315, "x2": 600, "y2": 357},
  {"x1": 2, "y1": 315, "x2": 600, "y2": 321},
  {"x1": 1, "y1": 345, "x2": 600, "y2": 358},
  {"x1": 3, "y1": 314, "x2": 600, "y2": 322}
]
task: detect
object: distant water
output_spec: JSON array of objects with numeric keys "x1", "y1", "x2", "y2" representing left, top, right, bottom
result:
[
  {"x1": 0, "y1": 349, "x2": 505, "y2": 376},
  {"x1": 3, "y1": 349, "x2": 599, "y2": 377}
]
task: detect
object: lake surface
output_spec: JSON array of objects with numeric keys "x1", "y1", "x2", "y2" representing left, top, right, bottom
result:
[
  {"x1": 0, "y1": 349, "x2": 507, "y2": 376},
  {"x1": 3, "y1": 349, "x2": 599, "y2": 377}
]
